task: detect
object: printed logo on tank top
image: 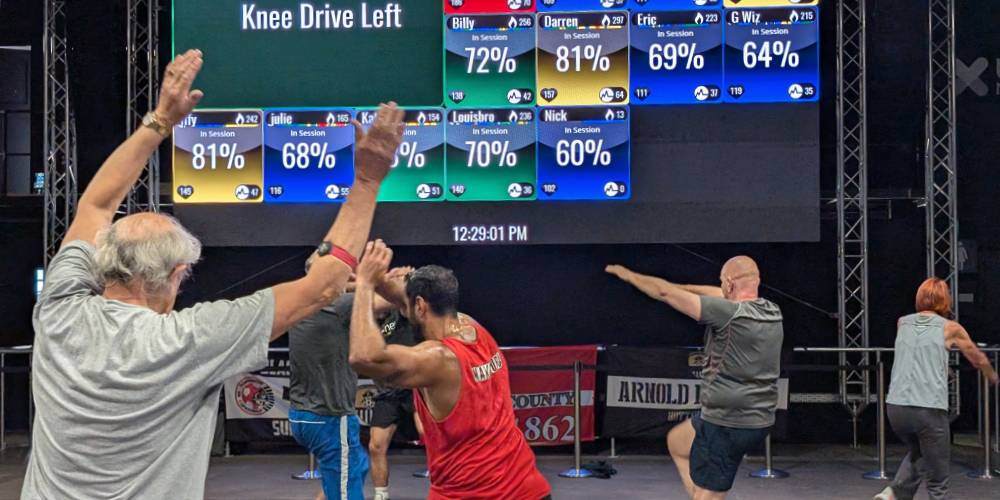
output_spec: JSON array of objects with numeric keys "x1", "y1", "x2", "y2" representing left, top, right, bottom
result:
[
  {"x1": 381, "y1": 320, "x2": 396, "y2": 337},
  {"x1": 471, "y1": 352, "x2": 503, "y2": 383}
]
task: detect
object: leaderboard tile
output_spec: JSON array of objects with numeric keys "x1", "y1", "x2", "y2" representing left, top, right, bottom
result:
[
  {"x1": 262, "y1": 110, "x2": 355, "y2": 203},
  {"x1": 173, "y1": 110, "x2": 263, "y2": 204},
  {"x1": 537, "y1": 0, "x2": 627, "y2": 11},
  {"x1": 358, "y1": 108, "x2": 446, "y2": 202},
  {"x1": 630, "y1": 9, "x2": 724, "y2": 104},
  {"x1": 445, "y1": 14, "x2": 537, "y2": 107},
  {"x1": 724, "y1": 7, "x2": 819, "y2": 103},
  {"x1": 537, "y1": 11, "x2": 630, "y2": 106},
  {"x1": 446, "y1": 108, "x2": 538, "y2": 201},
  {"x1": 537, "y1": 106, "x2": 630, "y2": 201},
  {"x1": 631, "y1": 0, "x2": 721, "y2": 10},
  {"x1": 445, "y1": 0, "x2": 535, "y2": 14},
  {"x1": 723, "y1": 0, "x2": 818, "y2": 7}
]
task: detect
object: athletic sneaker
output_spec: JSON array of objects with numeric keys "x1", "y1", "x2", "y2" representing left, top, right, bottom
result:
[{"x1": 873, "y1": 486, "x2": 895, "y2": 500}]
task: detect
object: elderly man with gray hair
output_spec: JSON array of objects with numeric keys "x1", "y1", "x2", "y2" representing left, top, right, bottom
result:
[{"x1": 22, "y1": 50, "x2": 405, "y2": 499}]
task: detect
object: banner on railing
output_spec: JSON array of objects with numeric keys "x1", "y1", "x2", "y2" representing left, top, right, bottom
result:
[
  {"x1": 505, "y1": 345, "x2": 598, "y2": 447},
  {"x1": 221, "y1": 347, "x2": 381, "y2": 443},
  {"x1": 601, "y1": 346, "x2": 787, "y2": 438},
  {"x1": 223, "y1": 350, "x2": 295, "y2": 442},
  {"x1": 225, "y1": 346, "x2": 599, "y2": 445}
]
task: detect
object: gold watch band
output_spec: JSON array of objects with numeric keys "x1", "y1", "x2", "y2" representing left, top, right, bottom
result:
[{"x1": 143, "y1": 111, "x2": 172, "y2": 138}]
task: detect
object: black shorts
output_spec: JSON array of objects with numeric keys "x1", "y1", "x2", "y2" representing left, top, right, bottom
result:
[
  {"x1": 369, "y1": 390, "x2": 415, "y2": 431},
  {"x1": 689, "y1": 413, "x2": 770, "y2": 492}
]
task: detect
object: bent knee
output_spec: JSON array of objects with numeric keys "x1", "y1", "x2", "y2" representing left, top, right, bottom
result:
[{"x1": 369, "y1": 436, "x2": 391, "y2": 454}]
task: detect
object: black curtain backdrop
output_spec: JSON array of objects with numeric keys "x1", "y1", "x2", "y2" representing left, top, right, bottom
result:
[{"x1": 0, "y1": 0, "x2": 998, "y2": 443}]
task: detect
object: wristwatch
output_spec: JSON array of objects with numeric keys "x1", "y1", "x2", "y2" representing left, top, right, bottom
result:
[
  {"x1": 315, "y1": 240, "x2": 359, "y2": 271},
  {"x1": 142, "y1": 111, "x2": 172, "y2": 138},
  {"x1": 315, "y1": 241, "x2": 333, "y2": 257}
]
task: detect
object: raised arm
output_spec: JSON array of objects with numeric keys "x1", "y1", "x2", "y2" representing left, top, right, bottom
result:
[
  {"x1": 678, "y1": 284, "x2": 724, "y2": 298},
  {"x1": 606, "y1": 265, "x2": 702, "y2": 321},
  {"x1": 349, "y1": 241, "x2": 455, "y2": 388},
  {"x1": 63, "y1": 50, "x2": 204, "y2": 247},
  {"x1": 270, "y1": 104, "x2": 405, "y2": 339},
  {"x1": 946, "y1": 322, "x2": 999, "y2": 385}
]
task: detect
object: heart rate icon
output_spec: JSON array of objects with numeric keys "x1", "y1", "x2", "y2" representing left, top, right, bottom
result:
[
  {"x1": 177, "y1": 185, "x2": 194, "y2": 199},
  {"x1": 540, "y1": 88, "x2": 558, "y2": 102}
]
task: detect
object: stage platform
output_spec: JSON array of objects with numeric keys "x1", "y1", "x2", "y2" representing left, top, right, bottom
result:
[{"x1": 1, "y1": 443, "x2": 998, "y2": 499}]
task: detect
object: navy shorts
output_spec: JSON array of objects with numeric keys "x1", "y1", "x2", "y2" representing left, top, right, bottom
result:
[
  {"x1": 289, "y1": 409, "x2": 369, "y2": 500},
  {"x1": 689, "y1": 413, "x2": 770, "y2": 492}
]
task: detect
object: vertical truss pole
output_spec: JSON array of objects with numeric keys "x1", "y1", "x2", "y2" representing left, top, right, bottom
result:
[
  {"x1": 43, "y1": 0, "x2": 78, "y2": 264},
  {"x1": 125, "y1": 0, "x2": 161, "y2": 214},
  {"x1": 926, "y1": 0, "x2": 959, "y2": 317},
  {"x1": 837, "y1": 0, "x2": 870, "y2": 418},
  {"x1": 927, "y1": 0, "x2": 960, "y2": 419}
]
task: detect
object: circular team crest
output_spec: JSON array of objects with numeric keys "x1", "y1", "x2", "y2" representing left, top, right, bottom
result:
[{"x1": 235, "y1": 376, "x2": 275, "y2": 416}]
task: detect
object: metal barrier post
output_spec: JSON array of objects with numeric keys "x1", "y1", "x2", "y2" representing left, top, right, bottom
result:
[
  {"x1": 864, "y1": 353, "x2": 890, "y2": 480},
  {"x1": 609, "y1": 437, "x2": 618, "y2": 459},
  {"x1": 968, "y1": 370, "x2": 994, "y2": 480},
  {"x1": 994, "y1": 352, "x2": 999, "y2": 459},
  {"x1": 750, "y1": 434, "x2": 788, "y2": 479},
  {"x1": 560, "y1": 361, "x2": 592, "y2": 478},
  {"x1": 291, "y1": 453, "x2": 322, "y2": 480},
  {"x1": 1, "y1": 352, "x2": 5, "y2": 451}
]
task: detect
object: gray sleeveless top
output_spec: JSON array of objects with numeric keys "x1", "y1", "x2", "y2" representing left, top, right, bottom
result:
[{"x1": 886, "y1": 313, "x2": 949, "y2": 410}]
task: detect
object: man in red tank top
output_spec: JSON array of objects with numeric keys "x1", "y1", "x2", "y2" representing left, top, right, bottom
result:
[{"x1": 348, "y1": 241, "x2": 551, "y2": 500}]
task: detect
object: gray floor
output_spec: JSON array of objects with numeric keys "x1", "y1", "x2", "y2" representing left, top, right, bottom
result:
[{"x1": 2, "y1": 444, "x2": 999, "y2": 499}]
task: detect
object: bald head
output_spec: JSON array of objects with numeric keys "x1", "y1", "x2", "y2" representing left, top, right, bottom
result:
[
  {"x1": 720, "y1": 256, "x2": 760, "y2": 300},
  {"x1": 93, "y1": 213, "x2": 202, "y2": 295}
]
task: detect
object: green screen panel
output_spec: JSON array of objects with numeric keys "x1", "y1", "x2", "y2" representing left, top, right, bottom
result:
[{"x1": 173, "y1": 0, "x2": 443, "y2": 108}]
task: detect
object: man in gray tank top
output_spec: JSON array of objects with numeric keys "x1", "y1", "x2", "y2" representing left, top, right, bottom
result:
[
  {"x1": 607, "y1": 256, "x2": 783, "y2": 500},
  {"x1": 874, "y1": 278, "x2": 998, "y2": 500}
]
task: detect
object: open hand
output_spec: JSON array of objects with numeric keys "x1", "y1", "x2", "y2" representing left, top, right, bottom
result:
[
  {"x1": 352, "y1": 103, "x2": 405, "y2": 187},
  {"x1": 156, "y1": 49, "x2": 205, "y2": 127},
  {"x1": 357, "y1": 240, "x2": 394, "y2": 286},
  {"x1": 605, "y1": 265, "x2": 633, "y2": 282}
]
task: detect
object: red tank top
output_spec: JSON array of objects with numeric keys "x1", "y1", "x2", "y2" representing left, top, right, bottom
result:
[{"x1": 413, "y1": 320, "x2": 550, "y2": 500}]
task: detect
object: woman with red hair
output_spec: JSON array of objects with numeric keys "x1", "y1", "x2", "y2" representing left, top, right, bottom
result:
[{"x1": 874, "y1": 278, "x2": 998, "y2": 500}]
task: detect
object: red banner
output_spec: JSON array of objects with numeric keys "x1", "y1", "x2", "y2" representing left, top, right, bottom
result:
[{"x1": 504, "y1": 345, "x2": 597, "y2": 446}]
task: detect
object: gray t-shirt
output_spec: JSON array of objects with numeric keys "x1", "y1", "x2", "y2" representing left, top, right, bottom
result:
[
  {"x1": 289, "y1": 293, "x2": 357, "y2": 416},
  {"x1": 698, "y1": 296, "x2": 784, "y2": 429},
  {"x1": 22, "y1": 242, "x2": 274, "y2": 500}
]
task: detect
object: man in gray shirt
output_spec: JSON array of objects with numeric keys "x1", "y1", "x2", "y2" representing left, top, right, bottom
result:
[
  {"x1": 288, "y1": 267, "x2": 413, "y2": 500},
  {"x1": 607, "y1": 256, "x2": 783, "y2": 500},
  {"x1": 23, "y1": 50, "x2": 405, "y2": 499}
]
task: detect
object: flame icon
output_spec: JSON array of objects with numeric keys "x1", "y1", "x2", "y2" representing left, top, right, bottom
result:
[
  {"x1": 605, "y1": 109, "x2": 616, "y2": 121},
  {"x1": 508, "y1": 17, "x2": 518, "y2": 29},
  {"x1": 601, "y1": 15, "x2": 611, "y2": 27},
  {"x1": 417, "y1": 112, "x2": 427, "y2": 125},
  {"x1": 695, "y1": 12, "x2": 704, "y2": 25},
  {"x1": 508, "y1": 111, "x2": 519, "y2": 123},
  {"x1": 235, "y1": 113, "x2": 245, "y2": 125},
  {"x1": 790, "y1": 10, "x2": 800, "y2": 23},
  {"x1": 326, "y1": 113, "x2": 337, "y2": 126}
]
